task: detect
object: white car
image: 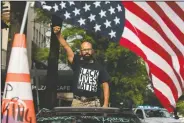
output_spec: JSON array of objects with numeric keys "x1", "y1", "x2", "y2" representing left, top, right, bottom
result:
[{"x1": 134, "y1": 106, "x2": 184, "y2": 123}]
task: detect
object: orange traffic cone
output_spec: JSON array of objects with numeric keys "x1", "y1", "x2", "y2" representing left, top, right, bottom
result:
[{"x1": 2, "y1": 34, "x2": 36, "y2": 123}]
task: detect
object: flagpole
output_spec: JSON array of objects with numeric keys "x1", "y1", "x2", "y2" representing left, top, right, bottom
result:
[{"x1": 20, "y1": 2, "x2": 30, "y2": 34}]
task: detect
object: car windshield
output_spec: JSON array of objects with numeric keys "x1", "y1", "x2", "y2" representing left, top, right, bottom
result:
[
  {"x1": 37, "y1": 107, "x2": 141, "y2": 123},
  {"x1": 144, "y1": 109, "x2": 172, "y2": 118}
]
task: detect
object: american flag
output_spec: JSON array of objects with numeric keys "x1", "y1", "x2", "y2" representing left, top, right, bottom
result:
[
  {"x1": 121, "y1": 2, "x2": 184, "y2": 112},
  {"x1": 36, "y1": 1, "x2": 184, "y2": 112}
]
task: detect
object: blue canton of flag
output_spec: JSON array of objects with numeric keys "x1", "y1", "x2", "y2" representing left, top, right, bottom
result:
[{"x1": 35, "y1": 1, "x2": 125, "y2": 42}]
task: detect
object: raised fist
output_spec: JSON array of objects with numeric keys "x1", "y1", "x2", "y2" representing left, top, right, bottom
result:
[{"x1": 53, "y1": 26, "x2": 61, "y2": 34}]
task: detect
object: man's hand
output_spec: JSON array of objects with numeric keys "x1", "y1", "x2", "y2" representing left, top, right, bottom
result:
[
  {"x1": 102, "y1": 104, "x2": 108, "y2": 108},
  {"x1": 53, "y1": 26, "x2": 61, "y2": 35}
]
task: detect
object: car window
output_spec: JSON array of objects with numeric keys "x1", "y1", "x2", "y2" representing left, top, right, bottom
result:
[{"x1": 144, "y1": 109, "x2": 172, "y2": 118}]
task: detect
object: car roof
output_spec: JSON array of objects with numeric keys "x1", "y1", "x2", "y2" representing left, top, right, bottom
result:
[
  {"x1": 37, "y1": 107, "x2": 141, "y2": 123},
  {"x1": 37, "y1": 107, "x2": 136, "y2": 117},
  {"x1": 54, "y1": 107, "x2": 132, "y2": 113},
  {"x1": 135, "y1": 108, "x2": 166, "y2": 111}
]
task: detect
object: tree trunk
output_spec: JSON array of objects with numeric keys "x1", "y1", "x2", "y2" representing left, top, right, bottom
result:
[{"x1": 44, "y1": 15, "x2": 62, "y2": 109}]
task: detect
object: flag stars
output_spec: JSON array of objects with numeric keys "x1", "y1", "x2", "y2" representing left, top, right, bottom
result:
[
  {"x1": 41, "y1": 1, "x2": 123, "y2": 41},
  {"x1": 42, "y1": 5, "x2": 52, "y2": 11},
  {"x1": 105, "y1": 1, "x2": 110, "y2": 4},
  {"x1": 94, "y1": 24, "x2": 101, "y2": 32},
  {"x1": 83, "y1": 3, "x2": 91, "y2": 12},
  {"x1": 88, "y1": 14, "x2": 96, "y2": 22},
  {"x1": 104, "y1": 20, "x2": 111, "y2": 28},
  {"x1": 78, "y1": 18, "x2": 86, "y2": 26},
  {"x1": 116, "y1": 4, "x2": 122, "y2": 12},
  {"x1": 73, "y1": 8, "x2": 80, "y2": 16},
  {"x1": 53, "y1": 4, "x2": 59, "y2": 12},
  {"x1": 69, "y1": 1, "x2": 75, "y2": 6},
  {"x1": 41, "y1": 2, "x2": 46, "y2": 5},
  {"x1": 64, "y1": 11, "x2": 71, "y2": 19},
  {"x1": 108, "y1": 6, "x2": 115, "y2": 15},
  {"x1": 109, "y1": 30, "x2": 116, "y2": 38},
  {"x1": 99, "y1": 10, "x2": 106, "y2": 18},
  {"x1": 93, "y1": 2, "x2": 101, "y2": 8},
  {"x1": 60, "y1": 2, "x2": 66, "y2": 9},
  {"x1": 114, "y1": 16, "x2": 120, "y2": 25}
]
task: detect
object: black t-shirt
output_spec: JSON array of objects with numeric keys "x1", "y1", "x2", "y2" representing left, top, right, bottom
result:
[{"x1": 71, "y1": 54, "x2": 110, "y2": 97}]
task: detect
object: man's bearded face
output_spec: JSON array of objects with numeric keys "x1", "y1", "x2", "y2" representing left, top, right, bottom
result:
[
  {"x1": 81, "y1": 48, "x2": 93, "y2": 60},
  {"x1": 80, "y1": 42, "x2": 93, "y2": 60}
]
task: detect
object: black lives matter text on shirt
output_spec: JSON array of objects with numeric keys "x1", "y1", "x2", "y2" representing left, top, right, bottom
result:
[
  {"x1": 70, "y1": 54, "x2": 110, "y2": 97},
  {"x1": 77, "y1": 67, "x2": 99, "y2": 92}
]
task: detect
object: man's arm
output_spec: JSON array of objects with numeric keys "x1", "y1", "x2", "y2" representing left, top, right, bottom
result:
[
  {"x1": 53, "y1": 26, "x2": 74, "y2": 63},
  {"x1": 102, "y1": 82, "x2": 109, "y2": 107}
]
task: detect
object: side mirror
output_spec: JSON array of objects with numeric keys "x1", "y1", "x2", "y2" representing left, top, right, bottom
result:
[{"x1": 174, "y1": 115, "x2": 179, "y2": 119}]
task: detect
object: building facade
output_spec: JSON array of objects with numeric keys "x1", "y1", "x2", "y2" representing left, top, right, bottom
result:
[
  {"x1": 27, "y1": 3, "x2": 51, "y2": 69},
  {"x1": 1, "y1": 2, "x2": 10, "y2": 70}
]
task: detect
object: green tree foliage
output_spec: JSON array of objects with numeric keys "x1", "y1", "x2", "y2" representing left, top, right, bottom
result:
[
  {"x1": 34, "y1": 8, "x2": 51, "y2": 24},
  {"x1": 61, "y1": 26, "x2": 95, "y2": 49},
  {"x1": 176, "y1": 94, "x2": 184, "y2": 116},
  {"x1": 177, "y1": 101, "x2": 184, "y2": 116},
  {"x1": 103, "y1": 42, "x2": 149, "y2": 106},
  {"x1": 143, "y1": 86, "x2": 162, "y2": 107},
  {"x1": 35, "y1": 47, "x2": 49, "y2": 61}
]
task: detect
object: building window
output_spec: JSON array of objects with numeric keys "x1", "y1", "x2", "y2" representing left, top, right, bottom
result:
[
  {"x1": 39, "y1": 32, "x2": 41, "y2": 47},
  {"x1": 42, "y1": 34, "x2": 44, "y2": 47},
  {"x1": 33, "y1": 26, "x2": 35, "y2": 42},
  {"x1": 43, "y1": 36, "x2": 46, "y2": 47},
  {"x1": 36, "y1": 29, "x2": 38, "y2": 44}
]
